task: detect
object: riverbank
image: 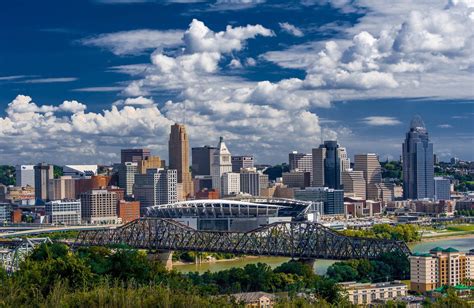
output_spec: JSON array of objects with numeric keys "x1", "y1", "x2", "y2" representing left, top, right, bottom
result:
[
  {"x1": 173, "y1": 255, "x2": 259, "y2": 266},
  {"x1": 419, "y1": 233, "x2": 474, "y2": 242}
]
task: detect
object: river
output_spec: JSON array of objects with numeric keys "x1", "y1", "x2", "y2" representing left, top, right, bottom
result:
[{"x1": 174, "y1": 236, "x2": 474, "y2": 275}]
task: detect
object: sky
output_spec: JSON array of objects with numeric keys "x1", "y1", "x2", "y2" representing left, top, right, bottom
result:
[{"x1": 0, "y1": 0, "x2": 473, "y2": 165}]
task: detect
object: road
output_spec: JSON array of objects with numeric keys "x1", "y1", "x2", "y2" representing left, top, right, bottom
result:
[{"x1": 0, "y1": 225, "x2": 120, "y2": 238}]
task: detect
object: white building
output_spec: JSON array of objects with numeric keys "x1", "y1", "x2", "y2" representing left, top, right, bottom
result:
[
  {"x1": 0, "y1": 203, "x2": 11, "y2": 223},
  {"x1": 134, "y1": 168, "x2": 178, "y2": 213},
  {"x1": 15, "y1": 165, "x2": 35, "y2": 187},
  {"x1": 118, "y1": 162, "x2": 138, "y2": 196},
  {"x1": 45, "y1": 199, "x2": 81, "y2": 225},
  {"x1": 240, "y1": 168, "x2": 269, "y2": 196},
  {"x1": 63, "y1": 165, "x2": 98, "y2": 178},
  {"x1": 221, "y1": 172, "x2": 241, "y2": 196},
  {"x1": 340, "y1": 281, "x2": 407, "y2": 305},
  {"x1": 211, "y1": 137, "x2": 233, "y2": 194}
]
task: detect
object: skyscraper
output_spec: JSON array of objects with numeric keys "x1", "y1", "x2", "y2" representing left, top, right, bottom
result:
[
  {"x1": 211, "y1": 137, "x2": 233, "y2": 194},
  {"x1": 191, "y1": 145, "x2": 216, "y2": 176},
  {"x1": 312, "y1": 141, "x2": 350, "y2": 189},
  {"x1": 121, "y1": 148, "x2": 151, "y2": 164},
  {"x1": 34, "y1": 163, "x2": 54, "y2": 201},
  {"x1": 240, "y1": 168, "x2": 269, "y2": 196},
  {"x1": 169, "y1": 123, "x2": 193, "y2": 198},
  {"x1": 118, "y1": 162, "x2": 138, "y2": 196},
  {"x1": 341, "y1": 170, "x2": 366, "y2": 199},
  {"x1": 134, "y1": 168, "x2": 177, "y2": 213},
  {"x1": 402, "y1": 116, "x2": 434, "y2": 200},
  {"x1": 354, "y1": 154, "x2": 382, "y2": 200},
  {"x1": 289, "y1": 151, "x2": 312, "y2": 181}
]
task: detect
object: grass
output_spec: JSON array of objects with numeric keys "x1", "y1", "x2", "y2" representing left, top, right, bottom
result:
[{"x1": 446, "y1": 225, "x2": 474, "y2": 232}]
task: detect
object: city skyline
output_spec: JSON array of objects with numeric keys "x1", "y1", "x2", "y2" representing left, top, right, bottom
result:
[{"x1": 0, "y1": 1, "x2": 473, "y2": 165}]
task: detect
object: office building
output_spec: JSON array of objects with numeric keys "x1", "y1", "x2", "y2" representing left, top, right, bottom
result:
[
  {"x1": 240, "y1": 168, "x2": 269, "y2": 196},
  {"x1": 231, "y1": 155, "x2": 254, "y2": 173},
  {"x1": 402, "y1": 116, "x2": 434, "y2": 199},
  {"x1": 34, "y1": 163, "x2": 54, "y2": 201},
  {"x1": 45, "y1": 199, "x2": 81, "y2": 225},
  {"x1": 134, "y1": 168, "x2": 177, "y2": 212},
  {"x1": 354, "y1": 154, "x2": 382, "y2": 200},
  {"x1": 341, "y1": 170, "x2": 366, "y2": 199},
  {"x1": 434, "y1": 177, "x2": 450, "y2": 201},
  {"x1": 372, "y1": 183, "x2": 395, "y2": 202},
  {"x1": 138, "y1": 156, "x2": 164, "y2": 174},
  {"x1": 344, "y1": 198, "x2": 382, "y2": 218},
  {"x1": 118, "y1": 162, "x2": 138, "y2": 196},
  {"x1": 312, "y1": 141, "x2": 350, "y2": 189},
  {"x1": 191, "y1": 145, "x2": 216, "y2": 176},
  {"x1": 195, "y1": 188, "x2": 219, "y2": 200},
  {"x1": 282, "y1": 171, "x2": 311, "y2": 188},
  {"x1": 193, "y1": 176, "x2": 213, "y2": 193},
  {"x1": 211, "y1": 137, "x2": 233, "y2": 194},
  {"x1": 63, "y1": 165, "x2": 98, "y2": 179},
  {"x1": 47, "y1": 176, "x2": 76, "y2": 200},
  {"x1": 340, "y1": 281, "x2": 407, "y2": 305},
  {"x1": 80, "y1": 190, "x2": 118, "y2": 224},
  {"x1": 121, "y1": 148, "x2": 151, "y2": 164},
  {"x1": 15, "y1": 165, "x2": 35, "y2": 187},
  {"x1": 168, "y1": 123, "x2": 193, "y2": 198},
  {"x1": 221, "y1": 172, "x2": 241, "y2": 196},
  {"x1": 0, "y1": 203, "x2": 11, "y2": 223},
  {"x1": 289, "y1": 151, "x2": 312, "y2": 173},
  {"x1": 294, "y1": 187, "x2": 344, "y2": 215},
  {"x1": 74, "y1": 175, "x2": 111, "y2": 198},
  {"x1": 117, "y1": 200, "x2": 140, "y2": 223},
  {"x1": 410, "y1": 247, "x2": 474, "y2": 292},
  {"x1": 0, "y1": 185, "x2": 6, "y2": 202}
]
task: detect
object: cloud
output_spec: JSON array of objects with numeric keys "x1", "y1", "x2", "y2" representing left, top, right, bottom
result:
[
  {"x1": 20, "y1": 77, "x2": 78, "y2": 83},
  {"x1": 80, "y1": 29, "x2": 184, "y2": 55},
  {"x1": 438, "y1": 124, "x2": 452, "y2": 128},
  {"x1": 113, "y1": 96, "x2": 156, "y2": 106},
  {"x1": 279, "y1": 22, "x2": 304, "y2": 37},
  {"x1": 72, "y1": 86, "x2": 122, "y2": 92},
  {"x1": 362, "y1": 116, "x2": 401, "y2": 126},
  {"x1": 58, "y1": 100, "x2": 87, "y2": 113},
  {"x1": 0, "y1": 75, "x2": 29, "y2": 81},
  {"x1": 183, "y1": 19, "x2": 273, "y2": 54}
]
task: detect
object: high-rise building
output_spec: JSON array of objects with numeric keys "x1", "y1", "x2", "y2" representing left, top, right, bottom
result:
[
  {"x1": 138, "y1": 156, "x2": 164, "y2": 174},
  {"x1": 74, "y1": 175, "x2": 112, "y2": 198},
  {"x1": 294, "y1": 187, "x2": 344, "y2": 215},
  {"x1": 211, "y1": 137, "x2": 233, "y2": 194},
  {"x1": 410, "y1": 247, "x2": 474, "y2": 293},
  {"x1": 402, "y1": 116, "x2": 434, "y2": 200},
  {"x1": 80, "y1": 189, "x2": 118, "y2": 224},
  {"x1": 63, "y1": 165, "x2": 98, "y2": 178},
  {"x1": 231, "y1": 156, "x2": 254, "y2": 173},
  {"x1": 34, "y1": 163, "x2": 54, "y2": 201},
  {"x1": 221, "y1": 172, "x2": 241, "y2": 196},
  {"x1": 169, "y1": 123, "x2": 194, "y2": 198},
  {"x1": 240, "y1": 168, "x2": 269, "y2": 196},
  {"x1": 312, "y1": 141, "x2": 349, "y2": 189},
  {"x1": 354, "y1": 154, "x2": 382, "y2": 200},
  {"x1": 434, "y1": 177, "x2": 450, "y2": 201},
  {"x1": 15, "y1": 165, "x2": 35, "y2": 187},
  {"x1": 121, "y1": 148, "x2": 151, "y2": 164},
  {"x1": 191, "y1": 145, "x2": 216, "y2": 176},
  {"x1": 0, "y1": 203, "x2": 11, "y2": 223},
  {"x1": 47, "y1": 176, "x2": 76, "y2": 200},
  {"x1": 289, "y1": 151, "x2": 313, "y2": 173},
  {"x1": 133, "y1": 168, "x2": 177, "y2": 213},
  {"x1": 45, "y1": 199, "x2": 81, "y2": 225},
  {"x1": 118, "y1": 162, "x2": 138, "y2": 196},
  {"x1": 341, "y1": 170, "x2": 366, "y2": 199}
]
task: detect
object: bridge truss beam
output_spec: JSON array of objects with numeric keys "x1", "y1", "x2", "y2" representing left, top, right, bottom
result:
[{"x1": 74, "y1": 218, "x2": 411, "y2": 260}]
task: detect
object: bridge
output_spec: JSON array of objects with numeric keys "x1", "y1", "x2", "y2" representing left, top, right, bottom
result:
[
  {"x1": 74, "y1": 218, "x2": 411, "y2": 268},
  {"x1": 0, "y1": 224, "x2": 119, "y2": 238}
]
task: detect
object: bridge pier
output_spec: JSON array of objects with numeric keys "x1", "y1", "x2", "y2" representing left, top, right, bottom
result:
[
  {"x1": 148, "y1": 250, "x2": 173, "y2": 271},
  {"x1": 297, "y1": 258, "x2": 316, "y2": 269}
]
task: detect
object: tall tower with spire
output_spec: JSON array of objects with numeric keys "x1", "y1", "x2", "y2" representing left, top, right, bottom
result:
[
  {"x1": 402, "y1": 115, "x2": 434, "y2": 200},
  {"x1": 169, "y1": 123, "x2": 193, "y2": 199},
  {"x1": 211, "y1": 136, "x2": 232, "y2": 194}
]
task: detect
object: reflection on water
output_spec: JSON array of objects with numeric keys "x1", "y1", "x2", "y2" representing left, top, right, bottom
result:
[{"x1": 174, "y1": 236, "x2": 474, "y2": 275}]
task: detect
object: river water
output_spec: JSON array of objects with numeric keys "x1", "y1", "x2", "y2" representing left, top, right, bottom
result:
[{"x1": 174, "y1": 236, "x2": 474, "y2": 275}]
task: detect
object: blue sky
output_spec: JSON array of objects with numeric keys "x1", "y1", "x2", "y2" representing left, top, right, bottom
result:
[{"x1": 0, "y1": 0, "x2": 473, "y2": 165}]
